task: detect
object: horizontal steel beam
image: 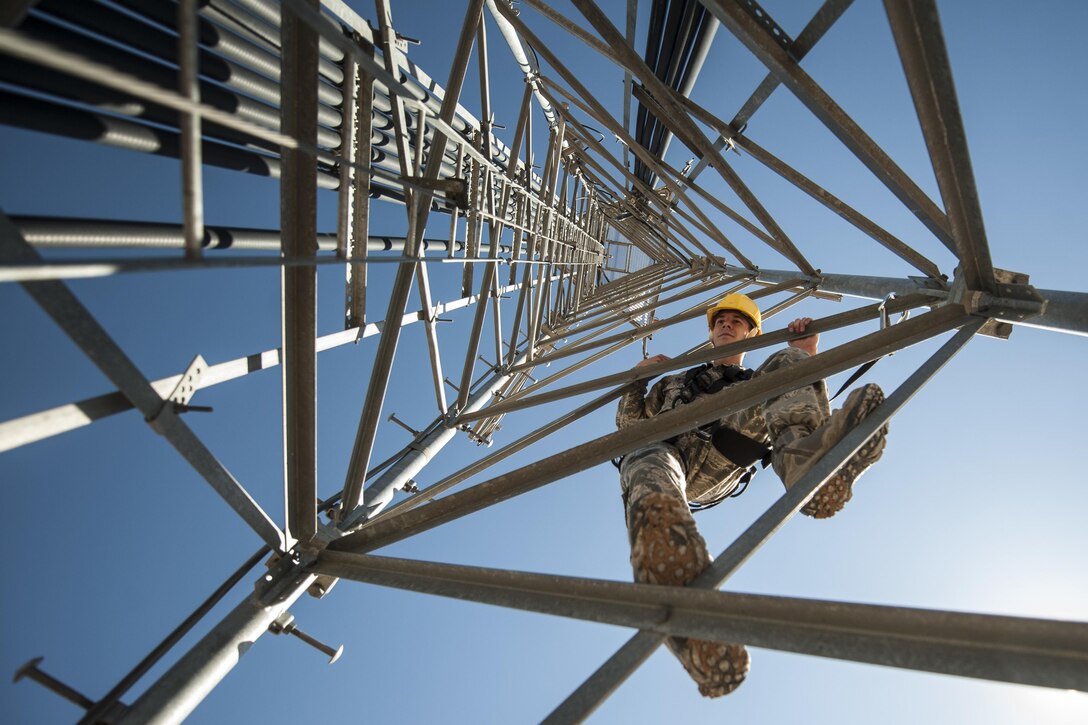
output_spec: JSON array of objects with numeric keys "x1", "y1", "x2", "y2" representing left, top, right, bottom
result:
[
  {"x1": 718, "y1": 264, "x2": 1087, "y2": 337},
  {"x1": 457, "y1": 292, "x2": 932, "y2": 423},
  {"x1": 330, "y1": 303, "x2": 971, "y2": 554},
  {"x1": 314, "y1": 551, "x2": 1088, "y2": 692}
]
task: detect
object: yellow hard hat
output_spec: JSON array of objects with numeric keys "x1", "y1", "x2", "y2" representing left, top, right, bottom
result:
[{"x1": 706, "y1": 293, "x2": 761, "y2": 333}]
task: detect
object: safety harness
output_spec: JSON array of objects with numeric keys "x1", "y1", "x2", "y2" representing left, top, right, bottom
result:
[{"x1": 615, "y1": 363, "x2": 773, "y2": 513}]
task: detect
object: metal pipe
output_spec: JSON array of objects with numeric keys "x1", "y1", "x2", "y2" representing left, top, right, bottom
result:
[
  {"x1": 687, "y1": 0, "x2": 854, "y2": 182},
  {"x1": 461, "y1": 288, "x2": 924, "y2": 424},
  {"x1": 200, "y1": 0, "x2": 344, "y2": 82},
  {"x1": 118, "y1": 562, "x2": 317, "y2": 723},
  {"x1": 570, "y1": 0, "x2": 815, "y2": 275},
  {"x1": 534, "y1": 69, "x2": 753, "y2": 268},
  {"x1": 220, "y1": 0, "x2": 344, "y2": 62},
  {"x1": 1, "y1": 15, "x2": 333, "y2": 151},
  {"x1": 34, "y1": 0, "x2": 342, "y2": 117},
  {"x1": 415, "y1": 259, "x2": 449, "y2": 415},
  {"x1": 12, "y1": 217, "x2": 492, "y2": 253},
  {"x1": 372, "y1": 384, "x2": 626, "y2": 524},
  {"x1": 178, "y1": 0, "x2": 204, "y2": 260},
  {"x1": 343, "y1": 343, "x2": 537, "y2": 529},
  {"x1": 77, "y1": 547, "x2": 269, "y2": 725},
  {"x1": 0, "y1": 252, "x2": 558, "y2": 284},
  {"x1": 105, "y1": 0, "x2": 343, "y2": 104},
  {"x1": 515, "y1": 276, "x2": 781, "y2": 372},
  {"x1": 0, "y1": 90, "x2": 341, "y2": 192}
]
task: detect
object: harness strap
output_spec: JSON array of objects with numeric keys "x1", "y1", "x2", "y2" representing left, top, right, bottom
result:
[{"x1": 830, "y1": 357, "x2": 880, "y2": 401}]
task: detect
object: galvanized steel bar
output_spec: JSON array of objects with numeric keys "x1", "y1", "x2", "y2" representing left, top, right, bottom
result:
[
  {"x1": 539, "y1": 269, "x2": 738, "y2": 352},
  {"x1": 374, "y1": 387, "x2": 629, "y2": 523},
  {"x1": 415, "y1": 259, "x2": 449, "y2": 415},
  {"x1": 537, "y1": 81, "x2": 747, "y2": 266},
  {"x1": 339, "y1": 0, "x2": 485, "y2": 514},
  {"x1": 280, "y1": 0, "x2": 320, "y2": 547},
  {"x1": 341, "y1": 53, "x2": 373, "y2": 328},
  {"x1": 330, "y1": 304, "x2": 970, "y2": 555},
  {"x1": 458, "y1": 110, "x2": 508, "y2": 412},
  {"x1": 315, "y1": 550, "x2": 1088, "y2": 693},
  {"x1": 460, "y1": 287, "x2": 921, "y2": 424},
  {"x1": 76, "y1": 546, "x2": 269, "y2": 725},
  {"x1": 734, "y1": 134, "x2": 942, "y2": 279},
  {"x1": 0, "y1": 212, "x2": 285, "y2": 550},
  {"x1": 884, "y1": 0, "x2": 996, "y2": 293},
  {"x1": 0, "y1": 272, "x2": 561, "y2": 454},
  {"x1": 702, "y1": 0, "x2": 957, "y2": 254},
  {"x1": 343, "y1": 344, "x2": 541, "y2": 529},
  {"x1": 514, "y1": 277, "x2": 784, "y2": 372},
  {"x1": 687, "y1": 0, "x2": 854, "y2": 183},
  {"x1": 569, "y1": 0, "x2": 816, "y2": 275},
  {"x1": 118, "y1": 562, "x2": 317, "y2": 723},
  {"x1": 0, "y1": 252, "x2": 575, "y2": 284}
]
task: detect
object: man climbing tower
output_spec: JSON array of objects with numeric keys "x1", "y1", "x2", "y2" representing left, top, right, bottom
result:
[{"x1": 615, "y1": 293, "x2": 889, "y2": 697}]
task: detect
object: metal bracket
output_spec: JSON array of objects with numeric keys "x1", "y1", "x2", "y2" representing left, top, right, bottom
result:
[
  {"x1": 737, "y1": 0, "x2": 796, "y2": 56},
  {"x1": 948, "y1": 267, "x2": 1046, "y2": 339},
  {"x1": 400, "y1": 175, "x2": 468, "y2": 209},
  {"x1": 147, "y1": 355, "x2": 208, "y2": 430},
  {"x1": 255, "y1": 550, "x2": 309, "y2": 606}
]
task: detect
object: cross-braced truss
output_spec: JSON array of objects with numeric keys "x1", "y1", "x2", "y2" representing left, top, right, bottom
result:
[{"x1": 1, "y1": 0, "x2": 1086, "y2": 722}]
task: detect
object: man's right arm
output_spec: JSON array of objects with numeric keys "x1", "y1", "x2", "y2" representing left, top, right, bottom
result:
[{"x1": 616, "y1": 354, "x2": 671, "y2": 429}]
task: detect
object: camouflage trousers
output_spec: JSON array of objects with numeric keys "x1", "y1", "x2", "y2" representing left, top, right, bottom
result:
[
  {"x1": 616, "y1": 349, "x2": 887, "y2": 695},
  {"x1": 621, "y1": 346, "x2": 831, "y2": 513}
]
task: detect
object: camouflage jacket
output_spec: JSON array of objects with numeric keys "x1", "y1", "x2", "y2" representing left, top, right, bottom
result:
[{"x1": 616, "y1": 363, "x2": 772, "y2": 504}]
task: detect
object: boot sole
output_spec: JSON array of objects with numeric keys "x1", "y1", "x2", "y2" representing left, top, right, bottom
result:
[
  {"x1": 804, "y1": 384, "x2": 888, "y2": 519},
  {"x1": 628, "y1": 491, "x2": 750, "y2": 696}
]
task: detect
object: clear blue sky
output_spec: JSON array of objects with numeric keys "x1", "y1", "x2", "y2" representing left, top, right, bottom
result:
[{"x1": 2, "y1": 1, "x2": 1086, "y2": 723}]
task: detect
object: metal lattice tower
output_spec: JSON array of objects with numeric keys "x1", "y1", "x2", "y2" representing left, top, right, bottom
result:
[{"x1": 2, "y1": 0, "x2": 1086, "y2": 722}]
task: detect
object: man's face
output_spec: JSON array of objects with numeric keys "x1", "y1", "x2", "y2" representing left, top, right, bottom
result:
[{"x1": 711, "y1": 310, "x2": 754, "y2": 347}]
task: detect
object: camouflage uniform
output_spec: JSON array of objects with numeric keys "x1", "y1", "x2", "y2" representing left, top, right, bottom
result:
[
  {"x1": 615, "y1": 347, "x2": 887, "y2": 696},
  {"x1": 616, "y1": 347, "x2": 830, "y2": 506}
]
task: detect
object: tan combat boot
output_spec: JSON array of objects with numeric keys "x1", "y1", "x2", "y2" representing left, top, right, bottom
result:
[
  {"x1": 627, "y1": 490, "x2": 750, "y2": 696},
  {"x1": 775, "y1": 383, "x2": 888, "y2": 518}
]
